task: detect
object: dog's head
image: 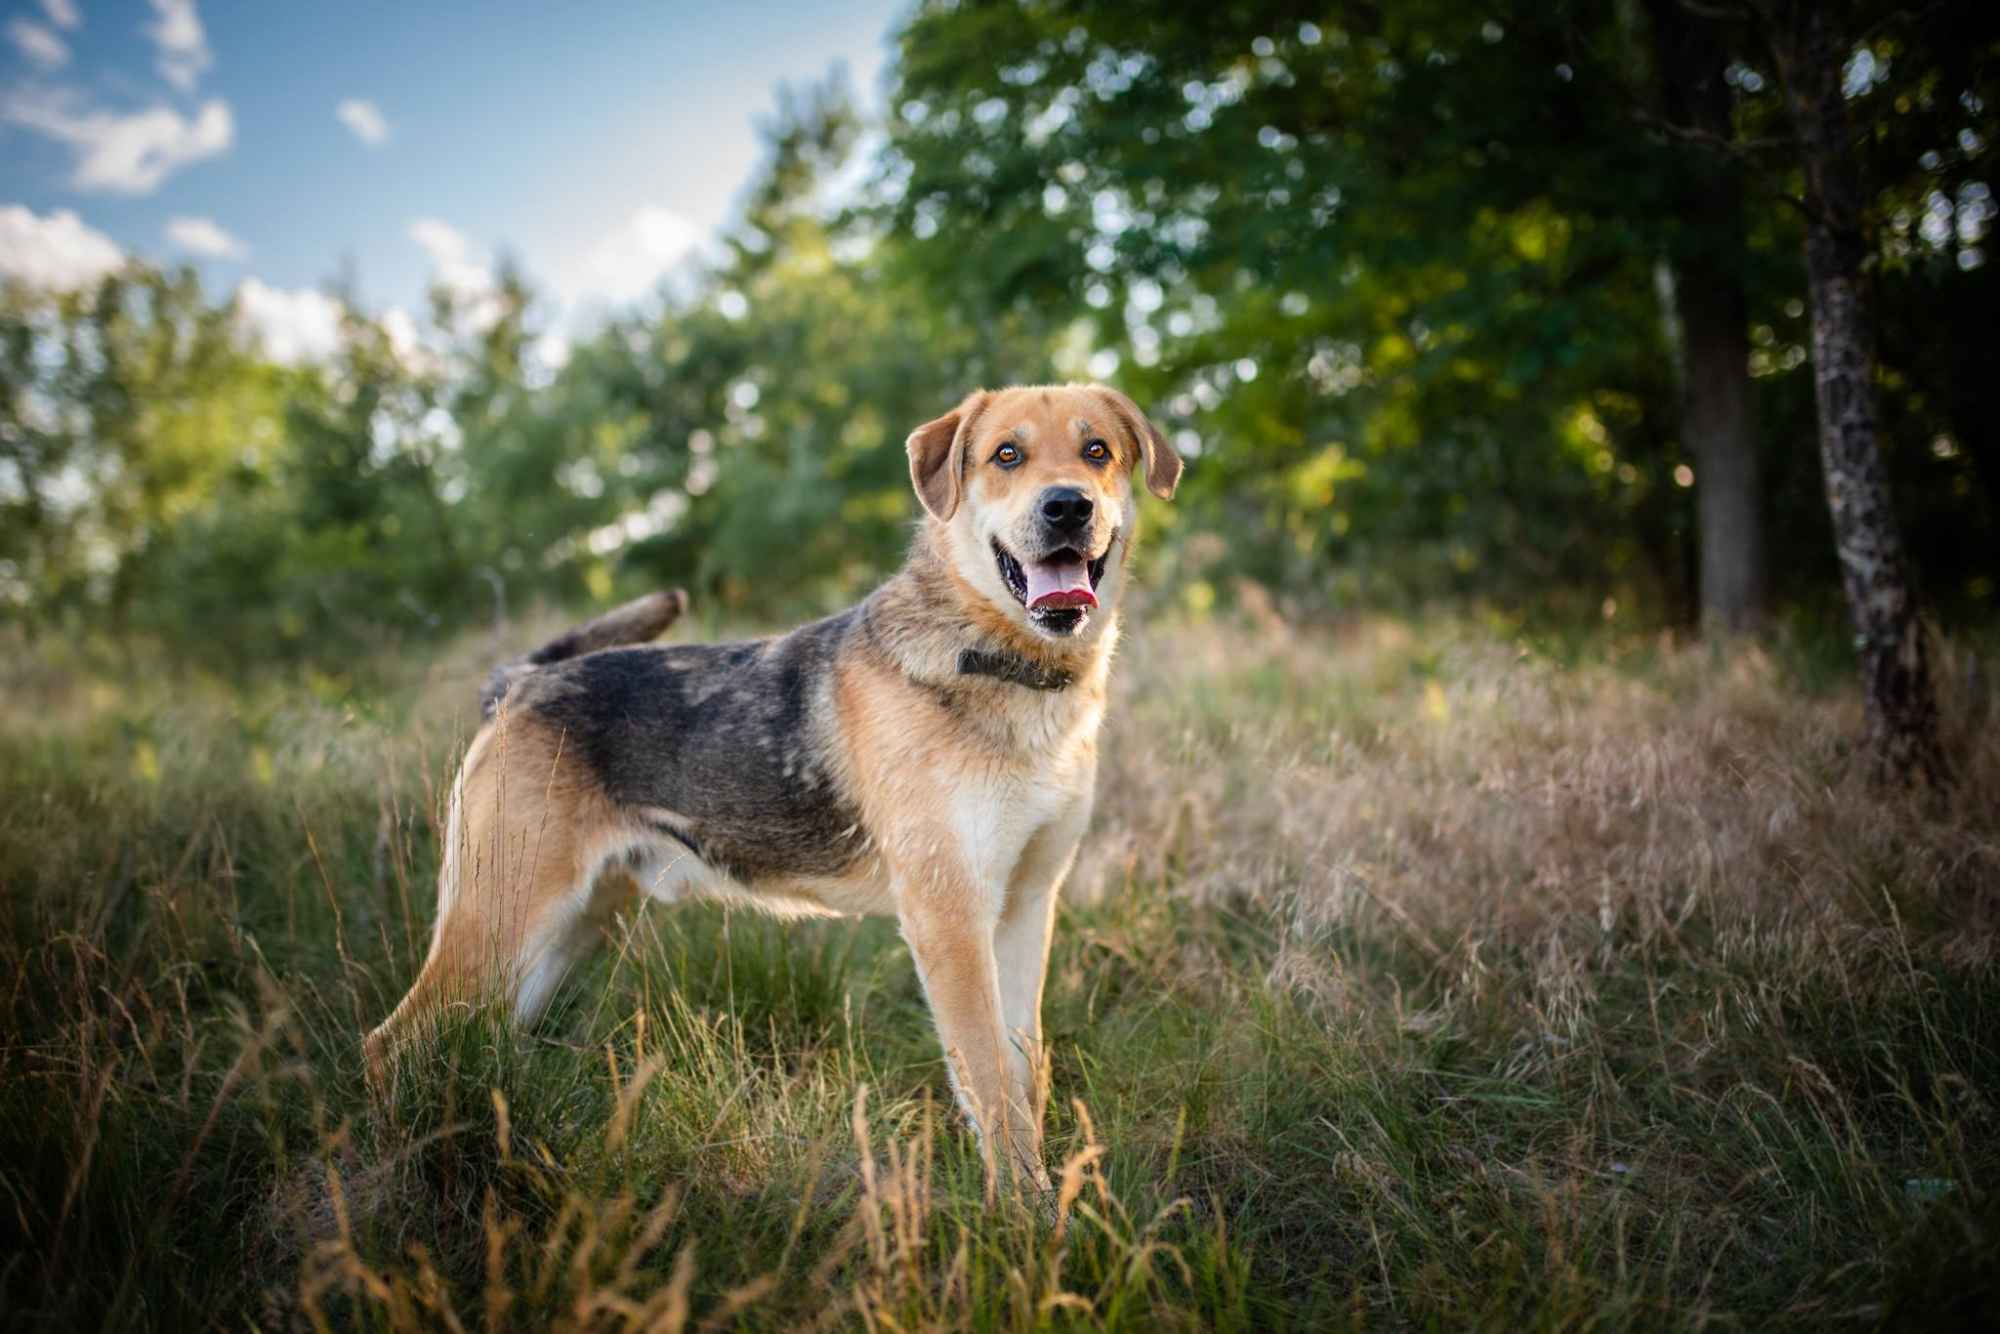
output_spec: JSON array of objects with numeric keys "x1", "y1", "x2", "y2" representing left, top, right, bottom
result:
[{"x1": 906, "y1": 383, "x2": 1181, "y2": 641}]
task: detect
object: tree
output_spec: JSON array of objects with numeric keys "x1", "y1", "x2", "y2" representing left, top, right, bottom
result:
[
  {"x1": 1761, "y1": 0, "x2": 1948, "y2": 786},
  {"x1": 1644, "y1": 0, "x2": 1767, "y2": 633},
  {"x1": 884, "y1": 1, "x2": 1747, "y2": 618},
  {"x1": 10, "y1": 17, "x2": 1994, "y2": 694},
  {"x1": 1, "y1": 267, "x2": 288, "y2": 636}
]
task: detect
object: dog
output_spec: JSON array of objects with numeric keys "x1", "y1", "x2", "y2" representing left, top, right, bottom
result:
[{"x1": 364, "y1": 383, "x2": 1182, "y2": 1189}]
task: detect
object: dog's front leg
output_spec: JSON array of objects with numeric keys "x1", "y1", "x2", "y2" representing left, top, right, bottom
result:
[
  {"x1": 989, "y1": 813, "x2": 1087, "y2": 1187},
  {"x1": 895, "y1": 869, "x2": 1042, "y2": 1190}
]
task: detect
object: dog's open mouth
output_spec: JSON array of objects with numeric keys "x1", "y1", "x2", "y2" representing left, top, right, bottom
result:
[{"x1": 994, "y1": 536, "x2": 1113, "y2": 633}]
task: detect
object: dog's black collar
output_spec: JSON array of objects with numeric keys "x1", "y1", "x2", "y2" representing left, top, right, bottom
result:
[
  {"x1": 858, "y1": 600, "x2": 1074, "y2": 693},
  {"x1": 957, "y1": 647, "x2": 1074, "y2": 692}
]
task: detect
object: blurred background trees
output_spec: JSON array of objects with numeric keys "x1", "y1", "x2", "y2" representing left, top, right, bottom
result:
[{"x1": 4, "y1": 3, "x2": 1995, "y2": 723}]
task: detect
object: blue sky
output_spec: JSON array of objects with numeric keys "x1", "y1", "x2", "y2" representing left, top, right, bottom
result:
[{"x1": 2, "y1": 0, "x2": 907, "y2": 355}]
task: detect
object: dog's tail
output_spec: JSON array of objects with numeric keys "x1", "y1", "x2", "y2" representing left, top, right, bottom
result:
[{"x1": 480, "y1": 588, "x2": 688, "y2": 719}]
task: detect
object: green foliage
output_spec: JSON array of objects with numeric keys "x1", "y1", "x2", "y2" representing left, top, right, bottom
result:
[
  {"x1": 883, "y1": 0, "x2": 1997, "y2": 616},
  {"x1": 2, "y1": 269, "x2": 292, "y2": 628},
  {"x1": 2, "y1": 3, "x2": 1996, "y2": 664}
]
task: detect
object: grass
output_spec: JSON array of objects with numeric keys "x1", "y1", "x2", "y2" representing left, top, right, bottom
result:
[{"x1": 2, "y1": 608, "x2": 1997, "y2": 1330}]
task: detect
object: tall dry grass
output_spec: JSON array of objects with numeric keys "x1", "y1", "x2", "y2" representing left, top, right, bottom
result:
[{"x1": 1, "y1": 610, "x2": 1995, "y2": 1329}]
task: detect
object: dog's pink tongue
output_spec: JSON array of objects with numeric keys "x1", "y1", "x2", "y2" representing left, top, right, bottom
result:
[{"x1": 1026, "y1": 556, "x2": 1097, "y2": 610}]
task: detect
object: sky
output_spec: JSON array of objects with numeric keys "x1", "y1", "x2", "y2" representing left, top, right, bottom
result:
[{"x1": 1, "y1": 0, "x2": 907, "y2": 358}]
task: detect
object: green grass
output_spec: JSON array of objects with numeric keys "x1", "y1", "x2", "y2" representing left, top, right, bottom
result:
[{"x1": 2, "y1": 612, "x2": 1996, "y2": 1329}]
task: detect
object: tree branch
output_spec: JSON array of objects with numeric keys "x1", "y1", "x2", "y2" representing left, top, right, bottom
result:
[
  {"x1": 1673, "y1": 0, "x2": 1756, "y2": 22},
  {"x1": 1630, "y1": 107, "x2": 1791, "y2": 159}
]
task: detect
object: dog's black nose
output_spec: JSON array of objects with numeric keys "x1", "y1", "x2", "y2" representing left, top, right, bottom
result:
[{"x1": 1040, "y1": 487, "x2": 1093, "y2": 533}]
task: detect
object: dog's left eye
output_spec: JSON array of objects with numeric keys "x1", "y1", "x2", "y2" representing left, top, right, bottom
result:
[{"x1": 1083, "y1": 439, "x2": 1110, "y2": 462}]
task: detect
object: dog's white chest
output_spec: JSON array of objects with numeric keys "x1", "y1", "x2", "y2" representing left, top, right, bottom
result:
[{"x1": 947, "y1": 745, "x2": 1095, "y2": 894}]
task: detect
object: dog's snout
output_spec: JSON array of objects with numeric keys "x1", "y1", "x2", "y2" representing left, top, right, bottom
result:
[{"x1": 1039, "y1": 487, "x2": 1094, "y2": 534}]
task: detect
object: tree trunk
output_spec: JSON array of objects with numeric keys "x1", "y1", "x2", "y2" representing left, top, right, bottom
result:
[
  {"x1": 1769, "y1": 2, "x2": 1950, "y2": 787},
  {"x1": 1678, "y1": 277, "x2": 1765, "y2": 633},
  {"x1": 1646, "y1": 0, "x2": 1766, "y2": 634}
]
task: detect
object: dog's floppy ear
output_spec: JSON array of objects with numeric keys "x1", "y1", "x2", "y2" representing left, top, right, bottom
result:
[
  {"x1": 1093, "y1": 386, "x2": 1183, "y2": 500},
  {"x1": 906, "y1": 390, "x2": 989, "y2": 522}
]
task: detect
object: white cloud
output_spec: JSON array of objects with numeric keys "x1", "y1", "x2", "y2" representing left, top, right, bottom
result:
[
  {"x1": 335, "y1": 98, "x2": 389, "y2": 145},
  {"x1": 555, "y1": 205, "x2": 702, "y2": 308},
  {"x1": 7, "y1": 18, "x2": 69, "y2": 68},
  {"x1": 4, "y1": 91, "x2": 233, "y2": 193},
  {"x1": 39, "y1": 0, "x2": 81, "y2": 30},
  {"x1": 380, "y1": 305, "x2": 423, "y2": 364},
  {"x1": 409, "y1": 217, "x2": 508, "y2": 331},
  {"x1": 408, "y1": 218, "x2": 485, "y2": 290},
  {"x1": 0, "y1": 205, "x2": 125, "y2": 290},
  {"x1": 165, "y1": 215, "x2": 244, "y2": 259},
  {"x1": 234, "y1": 278, "x2": 343, "y2": 365},
  {"x1": 534, "y1": 330, "x2": 571, "y2": 371},
  {"x1": 146, "y1": 0, "x2": 210, "y2": 92},
  {"x1": 409, "y1": 217, "x2": 492, "y2": 296}
]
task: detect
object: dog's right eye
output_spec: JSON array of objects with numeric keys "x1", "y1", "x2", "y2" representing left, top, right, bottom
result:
[{"x1": 993, "y1": 443, "x2": 1021, "y2": 468}]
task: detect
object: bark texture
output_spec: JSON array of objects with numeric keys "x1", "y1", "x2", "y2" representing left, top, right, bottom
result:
[
  {"x1": 1647, "y1": 0, "x2": 1767, "y2": 634},
  {"x1": 1771, "y1": 2, "x2": 1949, "y2": 787}
]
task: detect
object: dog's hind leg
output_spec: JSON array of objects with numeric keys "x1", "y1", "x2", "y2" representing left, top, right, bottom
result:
[
  {"x1": 507, "y1": 860, "x2": 637, "y2": 1026},
  {"x1": 365, "y1": 714, "x2": 630, "y2": 1087}
]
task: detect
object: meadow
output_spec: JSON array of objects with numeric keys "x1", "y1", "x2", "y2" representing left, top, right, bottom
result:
[{"x1": 2, "y1": 605, "x2": 1996, "y2": 1330}]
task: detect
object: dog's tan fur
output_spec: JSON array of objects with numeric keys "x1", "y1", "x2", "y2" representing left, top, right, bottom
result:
[{"x1": 366, "y1": 384, "x2": 1180, "y2": 1189}]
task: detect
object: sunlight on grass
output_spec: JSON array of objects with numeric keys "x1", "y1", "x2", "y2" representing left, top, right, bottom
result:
[{"x1": 2, "y1": 613, "x2": 1996, "y2": 1327}]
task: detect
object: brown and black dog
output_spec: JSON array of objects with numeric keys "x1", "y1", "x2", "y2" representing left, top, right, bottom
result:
[{"x1": 366, "y1": 383, "x2": 1181, "y2": 1189}]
